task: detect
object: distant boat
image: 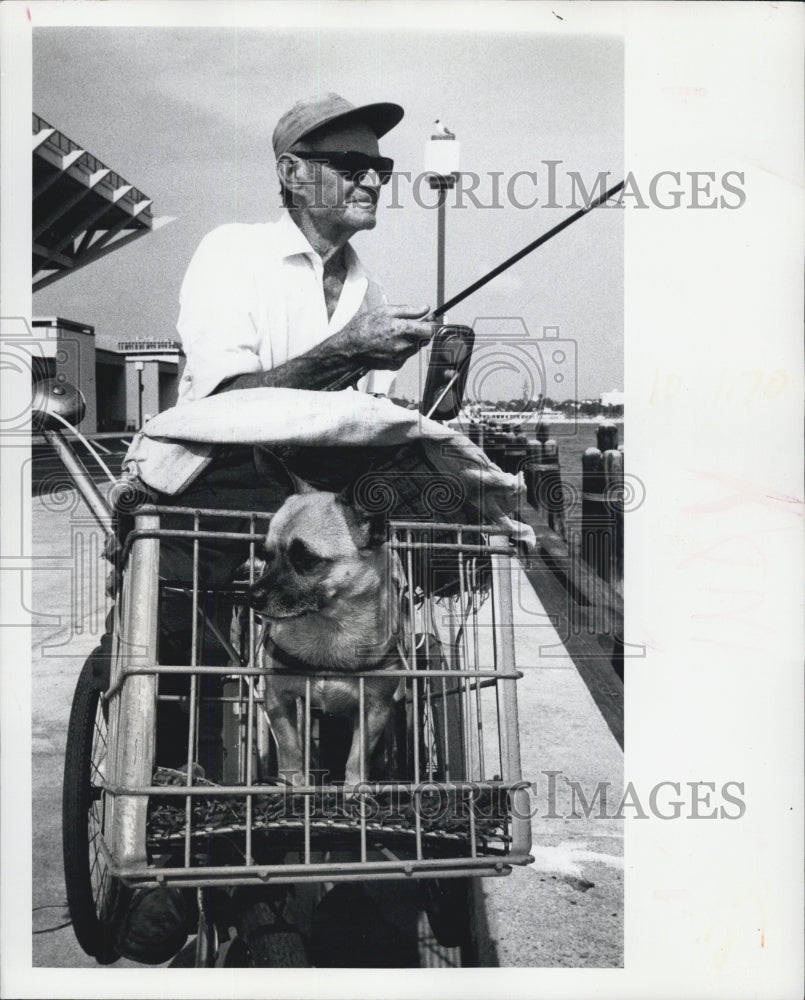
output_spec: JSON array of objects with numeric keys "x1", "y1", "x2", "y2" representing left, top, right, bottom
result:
[{"x1": 448, "y1": 407, "x2": 568, "y2": 431}]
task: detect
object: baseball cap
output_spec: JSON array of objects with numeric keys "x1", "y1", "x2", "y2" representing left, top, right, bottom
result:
[{"x1": 273, "y1": 93, "x2": 404, "y2": 158}]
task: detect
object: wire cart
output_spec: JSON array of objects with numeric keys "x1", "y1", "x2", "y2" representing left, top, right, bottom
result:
[{"x1": 40, "y1": 379, "x2": 533, "y2": 966}]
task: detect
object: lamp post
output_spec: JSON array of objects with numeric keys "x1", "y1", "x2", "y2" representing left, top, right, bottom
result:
[{"x1": 424, "y1": 128, "x2": 460, "y2": 312}]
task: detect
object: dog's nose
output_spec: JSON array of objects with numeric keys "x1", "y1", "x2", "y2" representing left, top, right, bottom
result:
[{"x1": 246, "y1": 575, "x2": 270, "y2": 609}]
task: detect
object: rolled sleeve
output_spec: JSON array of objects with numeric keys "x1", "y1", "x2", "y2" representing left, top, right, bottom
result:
[
  {"x1": 177, "y1": 226, "x2": 265, "y2": 401},
  {"x1": 359, "y1": 369, "x2": 397, "y2": 396},
  {"x1": 356, "y1": 277, "x2": 396, "y2": 396}
]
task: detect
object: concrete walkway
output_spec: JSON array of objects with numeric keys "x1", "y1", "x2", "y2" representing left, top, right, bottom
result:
[
  {"x1": 31, "y1": 492, "x2": 622, "y2": 968},
  {"x1": 32, "y1": 491, "x2": 142, "y2": 969},
  {"x1": 471, "y1": 561, "x2": 623, "y2": 966}
]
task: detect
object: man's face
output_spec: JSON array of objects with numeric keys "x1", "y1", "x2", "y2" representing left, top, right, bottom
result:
[{"x1": 290, "y1": 122, "x2": 386, "y2": 238}]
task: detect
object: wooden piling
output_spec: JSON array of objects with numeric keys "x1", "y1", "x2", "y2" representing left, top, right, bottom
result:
[
  {"x1": 479, "y1": 424, "x2": 491, "y2": 458},
  {"x1": 524, "y1": 435, "x2": 566, "y2": 539},
  {"x1": 603, "y1": 447, "x2": 624, "y2": 586},
  {"x1": 581, "y1": 447, "x2": 612, "y2": 580},
  {"x1": 541, "y1": 440, "x2": 566, "y2": 539},
  {"x1": 509, "y1": 429, "x2": 528, "y2": 479},
  {"x1": 582, "y1": 424, "x2": 624, "y2": 585},
  {"x1": 501, "y1": 430, "x2": 517, "y2": 475},
  {"x1": 484, "y1": 427, "x2": 506, "y2": 472},
  {"x1": 524, "y1": 439, "x2": 543, "y2": 509},
  {"x1": 597, "y1": 421, "x2": 619, "y2": 452}
]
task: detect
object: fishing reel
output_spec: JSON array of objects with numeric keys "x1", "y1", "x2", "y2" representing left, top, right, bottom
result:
[{"x1": 419, "y1": 324, "x2": 475, "y2": 421}]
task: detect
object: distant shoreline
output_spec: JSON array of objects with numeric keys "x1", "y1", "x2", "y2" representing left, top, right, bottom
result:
[{"x1": 448, "y1": 416, "x2": 625, "y2": 429}]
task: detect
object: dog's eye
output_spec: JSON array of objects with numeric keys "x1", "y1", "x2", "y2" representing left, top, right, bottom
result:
[{"x1": 288, "y1": 538, "x2": 327, "y2": 574}]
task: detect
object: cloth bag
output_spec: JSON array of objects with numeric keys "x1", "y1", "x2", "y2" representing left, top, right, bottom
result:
[{"x1": 122, "y1": 388, "x2": 534, "y2": 548}]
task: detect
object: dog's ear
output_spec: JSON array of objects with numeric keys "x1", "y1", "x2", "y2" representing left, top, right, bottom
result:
[
  {"x1": 336, "y1": 481, "x2": 356, "y2": 507},
  {"x1": 335, "y1": 487, "x2": 387, "y2": 549},
  {"x1": 290, "y1": 473, "x2": 318, "y2": 495}
]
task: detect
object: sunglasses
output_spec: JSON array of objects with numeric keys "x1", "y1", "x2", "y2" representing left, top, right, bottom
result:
[{"x1": 291, "y1": 150, "x2": 395, "y2": 186}]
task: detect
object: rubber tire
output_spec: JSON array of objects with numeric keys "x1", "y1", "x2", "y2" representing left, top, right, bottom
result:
[
  {"x1": 423, "y1": 878, "x2": 472, "y2": 949},
  {"x1": 232, "y1": 900, "x2": 309, "y2": 967},
  {"x1": 62, "y1": 647, "x2": 122, "y2": 964}
]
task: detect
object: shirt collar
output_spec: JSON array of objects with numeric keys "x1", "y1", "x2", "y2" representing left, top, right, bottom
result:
[
  {"x1": 275, "y1": 209, "x2": 318, "y2": 260},
  {"x1": 274, "y1": 210, "x2": 366, "y2": 279}
]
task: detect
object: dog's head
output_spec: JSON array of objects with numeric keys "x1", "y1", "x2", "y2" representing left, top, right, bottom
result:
[{"x1": 246, "y1": 491, "x2": 387, "y2": 621}]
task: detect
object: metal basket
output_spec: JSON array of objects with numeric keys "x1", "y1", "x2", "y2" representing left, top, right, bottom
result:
[{"x1": 99, "y1": 506, "x2": 532, "y2": 889}]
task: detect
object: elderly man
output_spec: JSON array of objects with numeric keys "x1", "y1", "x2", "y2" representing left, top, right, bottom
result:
[
  {"x1": 113, "y1": 93, "x2": 435, "y2": 965},
  {"x1": 179, "y1": 93, "x2": 432, "y2": 401},
  {"x1": 143, "y1": 93, "x2": 434, "y2": 585}
]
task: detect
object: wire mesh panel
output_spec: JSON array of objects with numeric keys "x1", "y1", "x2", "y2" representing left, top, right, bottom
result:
[{"x1": 100, "y1": 506, "x2": 532, "y2": 889}]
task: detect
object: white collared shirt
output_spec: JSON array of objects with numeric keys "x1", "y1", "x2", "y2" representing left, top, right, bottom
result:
[{"x1": 176, "y1": 211, "x2": 394, "y2": 402}]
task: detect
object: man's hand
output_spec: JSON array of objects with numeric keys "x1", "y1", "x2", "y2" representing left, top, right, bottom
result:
[
  {"x1": 337, "y1": 304, "x2": 435, "y2": 371},
  {"x1": 213, "y1": 305, "x2": 435, "y2": 394}
]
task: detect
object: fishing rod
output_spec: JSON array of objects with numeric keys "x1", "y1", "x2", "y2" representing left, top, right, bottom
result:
[{"x1": 327, "y1": 178, "x2": 625, "y2": 410}]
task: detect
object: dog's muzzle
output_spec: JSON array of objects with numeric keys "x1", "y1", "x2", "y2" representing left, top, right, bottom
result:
[{"x1": 245, "y1": 574, "x2": 272, "y2": 610}]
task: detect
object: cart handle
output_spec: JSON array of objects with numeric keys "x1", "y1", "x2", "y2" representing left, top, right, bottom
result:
[{"x1": 33, "y1": 378, "x2": 116, "y2": 540}]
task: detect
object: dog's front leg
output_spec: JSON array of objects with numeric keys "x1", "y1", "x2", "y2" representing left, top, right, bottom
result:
[
  {"x1": 263, "y1": 680, "x2": 306, "y2": 787},
  {"x1": 344, "y1": 683, "x2": 396, "y2": 789}
]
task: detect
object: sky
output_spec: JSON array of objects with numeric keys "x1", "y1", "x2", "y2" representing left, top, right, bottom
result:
[{"x1": 32, "y1": 22, "x2": 623, "y2": 401}]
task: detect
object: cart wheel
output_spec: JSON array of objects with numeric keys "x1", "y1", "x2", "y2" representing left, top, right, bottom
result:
[
  {"x1": 62, "y1": 645, "x2": 122, "y2": 963},
  {"x1": 230, "y1": 899, "x2": 309, "y2": 967},
  {"x1": 423, "y1": 878, "x2": 472, "y2": 948}
]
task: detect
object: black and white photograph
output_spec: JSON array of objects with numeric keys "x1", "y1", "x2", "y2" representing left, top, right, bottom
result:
[{"x1": 1, "y1": 2, "x2": 802, "y2": 998}]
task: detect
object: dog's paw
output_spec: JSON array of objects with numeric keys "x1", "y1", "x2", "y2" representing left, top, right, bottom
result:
[
  {"x1": 276, "y1": 767, "x2": 308, "y2": 789},
  {"x1": 343, "y1": 785, "x2": 381, "y2": 822}
]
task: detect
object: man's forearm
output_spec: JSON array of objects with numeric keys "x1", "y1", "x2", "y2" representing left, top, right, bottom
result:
[{"x1": 214, "y1": 330, "x2": 361, "y2": 393}]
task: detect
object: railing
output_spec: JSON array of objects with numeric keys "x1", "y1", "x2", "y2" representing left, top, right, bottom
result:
[{"x1": 117, "y1": 340, "x2": 182, "y2": 353}]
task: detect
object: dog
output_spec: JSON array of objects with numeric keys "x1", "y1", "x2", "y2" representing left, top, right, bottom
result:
[{"x1": 246, "y1": 490, "x2": 403, "y2": 789}]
